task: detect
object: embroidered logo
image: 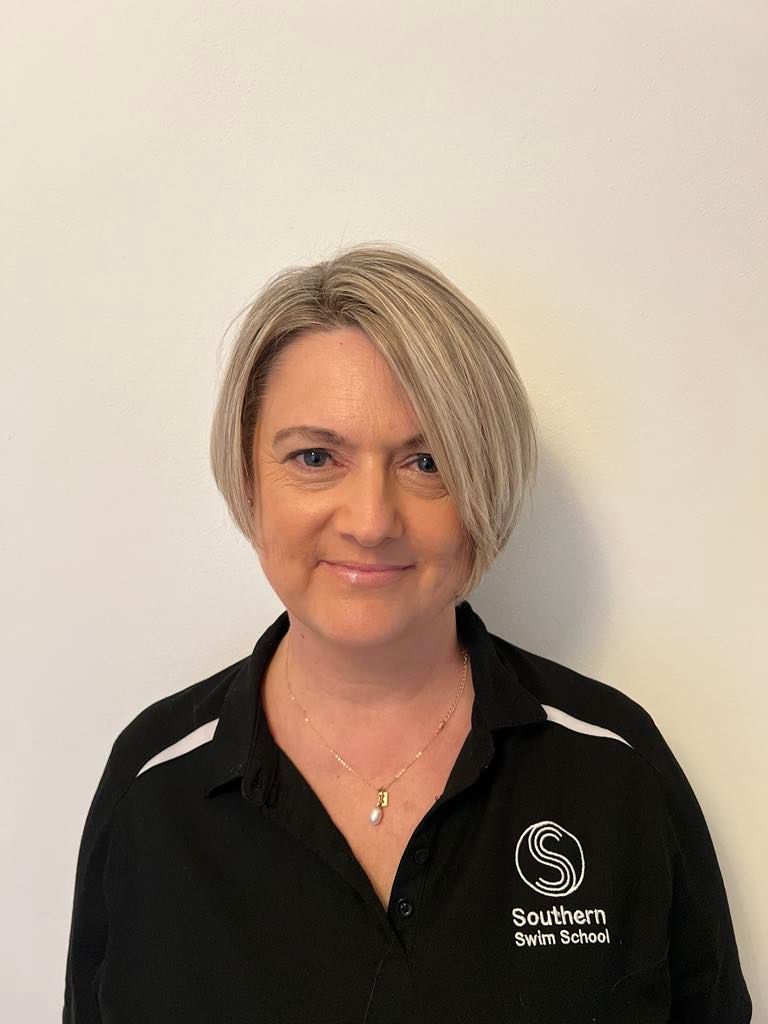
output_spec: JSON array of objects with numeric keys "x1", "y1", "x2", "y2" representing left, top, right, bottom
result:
[
  {"x1": 512, "y1": 821, "x2": 612, "y2": 946},
  {"x1": 514, "y1": 819, "x2": 585, "y2": 897}
]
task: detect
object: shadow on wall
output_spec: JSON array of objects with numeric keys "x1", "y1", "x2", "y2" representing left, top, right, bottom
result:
[{"x1": 473, "y1": 438, "x2": 612, "y2": 669}]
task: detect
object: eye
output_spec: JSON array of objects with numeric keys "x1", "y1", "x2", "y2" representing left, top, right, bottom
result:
[
  {"x1": 286, "y1": 449, "x2": 439, "y2": 475},
  {"x1": 413, "y1": 453, "x2": 439, "y2": 474},
  {"x1": 283, "y1": 448, "x2": 336, "y2": 471}
]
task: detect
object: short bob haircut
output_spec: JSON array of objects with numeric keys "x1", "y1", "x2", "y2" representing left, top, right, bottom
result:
[{"x1": 209, "y1": 241, "x2": 537, "y2": 606}]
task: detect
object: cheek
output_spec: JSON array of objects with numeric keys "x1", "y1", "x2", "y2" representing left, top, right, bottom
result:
[
  {"x1": 259, "y1": 503, "x2": 322, "y2": 570},
  {"x1": 420, "y1": 502, "x2": 464, "y2": 543},
  {"x1": 262, "y1": 529, "x2": 309, "y2": 565},
  {"x1": 260, "y1": 480, "x2": 321, "y2": 536}
]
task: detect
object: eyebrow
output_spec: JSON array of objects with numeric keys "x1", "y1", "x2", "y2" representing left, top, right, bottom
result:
[{"x1": 272, "y1": 425, "x2": 427, "y2": 450}]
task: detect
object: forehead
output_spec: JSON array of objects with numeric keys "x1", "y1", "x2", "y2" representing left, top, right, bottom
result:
[{"x1": 260, "y1": 328, "x2": 419, "y2": 433}]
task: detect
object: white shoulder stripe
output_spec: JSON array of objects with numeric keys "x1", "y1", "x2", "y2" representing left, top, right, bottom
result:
[
  {"x1": 135, "y1": 717, "x2": 220, "y2": 778},
  {"x1": 541, "y1": 704, "x2": 633, "y2": 749}
]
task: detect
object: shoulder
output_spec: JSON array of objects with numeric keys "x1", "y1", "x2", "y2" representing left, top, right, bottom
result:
[
  {"x1": 90, "y1": 655, "x2": 247, "y2": 815},
  {"x1": 493, "y1": 631, "x2": 684, "y2": 783}
]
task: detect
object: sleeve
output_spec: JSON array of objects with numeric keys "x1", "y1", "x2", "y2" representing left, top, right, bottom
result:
[
  {"x1": 657, "y1": 735, "x2": 753, "y2": 1022},
  {"x1": 62, "y1": 741, "x2": 122, "y2": 1024}
]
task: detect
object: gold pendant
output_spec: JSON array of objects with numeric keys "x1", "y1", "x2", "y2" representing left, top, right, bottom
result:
[{"x1": 369, "y1": 787, "x2": 388, "y2": 826}]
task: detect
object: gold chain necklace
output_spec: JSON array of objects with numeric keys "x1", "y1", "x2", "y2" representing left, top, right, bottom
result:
[{"x1": 285, "y1": 644, "x2": 469, "y2": 826}]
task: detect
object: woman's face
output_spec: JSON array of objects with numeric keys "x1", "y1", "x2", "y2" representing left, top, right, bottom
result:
[{"x1": 250, "y1": 326, "x2": 471, "y2": 647}]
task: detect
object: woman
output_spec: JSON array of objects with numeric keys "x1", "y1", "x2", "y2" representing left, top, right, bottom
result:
[{"x1": 63, "y1": 243, "x2": 752, "y2": 1023}]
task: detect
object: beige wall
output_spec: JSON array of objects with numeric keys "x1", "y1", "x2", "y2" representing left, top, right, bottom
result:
[{"x1": 3, "y1": 1, "x2": 765, "y2": 1017}]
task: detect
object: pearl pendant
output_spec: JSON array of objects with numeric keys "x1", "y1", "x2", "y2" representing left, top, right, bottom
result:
[{"x1": 370, "y1": 786, "x2": 389, "y2": 826}]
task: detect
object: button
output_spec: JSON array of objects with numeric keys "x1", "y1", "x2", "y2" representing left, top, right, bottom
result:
[
  {"x1": 413, "y1": 847, "x2": 430, "y2": 865},
  {"x1": 397, "y1": 898, "x2": 414, "y2": 918}
]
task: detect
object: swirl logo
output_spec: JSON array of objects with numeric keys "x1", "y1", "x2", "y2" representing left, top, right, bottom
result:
[{"x1": 515, "y1": 820, "x2": 585, "y2": 897}]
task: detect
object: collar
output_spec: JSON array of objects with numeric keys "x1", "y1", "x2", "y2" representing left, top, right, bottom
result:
[{"x1": 203, "y1": 600, "x2": 546, "y2": 802}]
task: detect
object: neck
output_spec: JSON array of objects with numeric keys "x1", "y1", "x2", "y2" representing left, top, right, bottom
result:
[{"x1": 273, "y1": 604, "x2": 469, "y2": 737}]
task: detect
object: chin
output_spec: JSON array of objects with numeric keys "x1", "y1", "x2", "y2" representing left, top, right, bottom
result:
[{"x1": 307, "y1": 591, "x2": 414, "y2": 641}]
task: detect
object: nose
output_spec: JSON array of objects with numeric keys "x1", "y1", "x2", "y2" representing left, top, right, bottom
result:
[{"x1": 333, "y1": 459, "x2": 405, "y2": 547}]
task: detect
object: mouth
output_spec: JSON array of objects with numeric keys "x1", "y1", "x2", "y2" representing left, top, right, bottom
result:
[
  {"x1": 325, "y1": 561, "x2": 412, "y2": 571},
  {"x1": 320, "y1": 561, "x2": 414, "y2": 587}
]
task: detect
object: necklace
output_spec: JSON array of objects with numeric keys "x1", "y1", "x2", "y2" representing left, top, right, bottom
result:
[{"x1": 285, "y1": 643, "x2": 469, "y2": 826}]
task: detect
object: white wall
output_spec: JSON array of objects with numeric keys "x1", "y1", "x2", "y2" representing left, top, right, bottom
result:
[{"x1": 3, "y1": 1, "x2": 765, "y2": 1018}]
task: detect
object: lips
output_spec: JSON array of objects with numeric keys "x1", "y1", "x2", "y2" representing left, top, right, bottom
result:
[
  {"x1": 321, "y1": 561, "x2": 413, "y2": 587},
  {"x1": 325, "y1": 561, "x2": 411, "y2": 571}
]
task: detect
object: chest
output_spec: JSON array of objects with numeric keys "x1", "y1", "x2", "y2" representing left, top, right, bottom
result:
[
  {"x1": 278, "y1": 708, "x2": 473, "y2": 909},
  {"x1": 290, "y1": 757, "x2": 456, "y2": 909},
  {"x1": 260, "y1": 652, "x2": 476, "y2": 911},
  {"x1": 106, "y1": 735, "x2": 676, "y2": 1024}
]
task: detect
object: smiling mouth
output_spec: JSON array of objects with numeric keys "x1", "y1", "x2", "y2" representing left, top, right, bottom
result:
[
  {"x1": 324, "y1": 561, "x2": 412, "y2": 571},
  {"x1": 320, "y1": 561, "x2": 413, "y2": 585}
]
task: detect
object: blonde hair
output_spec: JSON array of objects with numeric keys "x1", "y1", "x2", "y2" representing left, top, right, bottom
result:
[{"x1": 209, "y1": 241, "x2": 537, "y2": 605}]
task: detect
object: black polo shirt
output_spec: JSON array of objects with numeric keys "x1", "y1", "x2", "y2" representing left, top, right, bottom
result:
[{"x1": 63, "y1": 600, "x2": 752, "y2": 1023}]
